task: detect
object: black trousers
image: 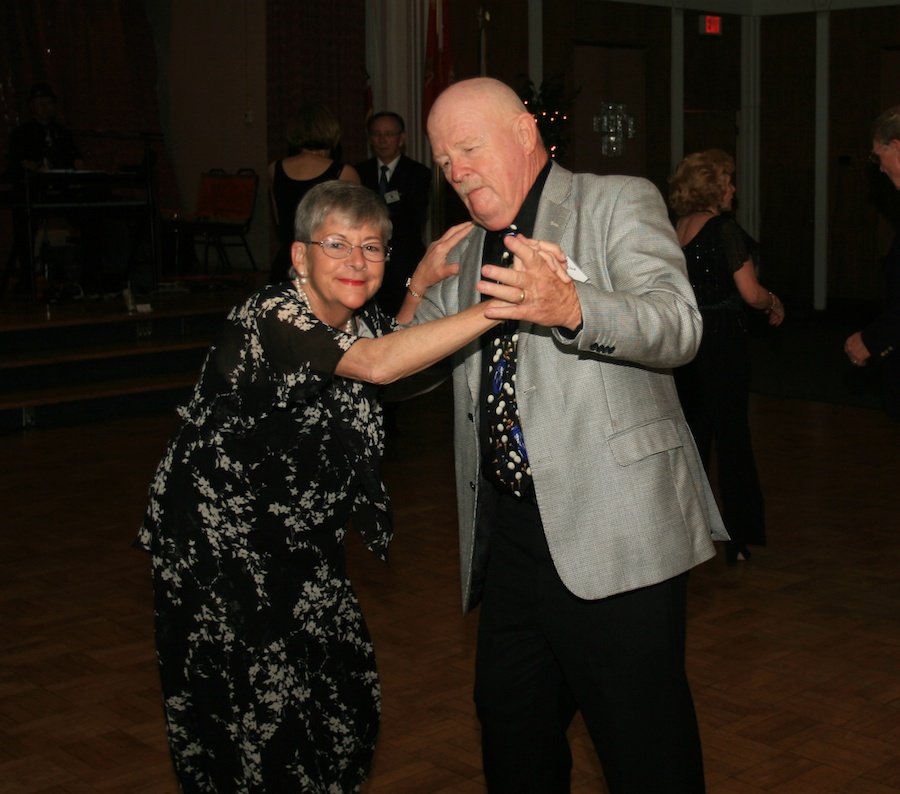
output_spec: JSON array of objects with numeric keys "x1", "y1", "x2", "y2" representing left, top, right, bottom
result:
[
  {"x1": 674, "y1": 312, "x2": 766, "y2": 547},
  {"x1": 474, "y1": 488, "x2": 705, "y2": 793}
]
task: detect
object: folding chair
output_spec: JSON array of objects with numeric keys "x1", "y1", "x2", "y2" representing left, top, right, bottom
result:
[{"x1": 166, "y1": 168, "x2": 258, "y2": 273}]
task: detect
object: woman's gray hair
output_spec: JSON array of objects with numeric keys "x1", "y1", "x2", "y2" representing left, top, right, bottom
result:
[
  {"x1": 873, "y1": 106, "x2": 900, "y2": 145},
  {"x1": 293, "y1": 181, "x2": 392, "y2": 245}
]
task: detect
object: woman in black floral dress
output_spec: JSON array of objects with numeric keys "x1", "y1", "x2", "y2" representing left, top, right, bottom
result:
[{"x1": 138, "y1": 182, "x2": 495, "y2": 792}]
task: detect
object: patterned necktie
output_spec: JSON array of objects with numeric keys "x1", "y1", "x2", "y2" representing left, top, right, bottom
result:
[
  {"x1": 379, "y1": 164, "x2": 389, "y2": 198},
  {"x1": 484, "y1": 227, "x2": 531, "y2": 497}
]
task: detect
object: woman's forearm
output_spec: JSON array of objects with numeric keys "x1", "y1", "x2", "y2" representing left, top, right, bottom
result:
[
  {"x1": 337, "y1": 302, "x2": 499, "y2": 384},
  {"x1": 733, "y1": 260, "x2": 784, "y2": 325}
]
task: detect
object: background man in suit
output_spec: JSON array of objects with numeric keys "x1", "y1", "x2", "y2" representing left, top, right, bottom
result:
[
  {"x1": 413, "y1": 77, "x2": 727, "y2": 792},
  {"x1": 844, "y1": 105, "x2": 900, "y2": 420},
  {"x1": 356, "y1": 111, "x2": 432, "y2": 316}
]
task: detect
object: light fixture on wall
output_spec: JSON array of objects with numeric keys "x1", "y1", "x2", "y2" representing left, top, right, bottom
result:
[{"x1": 594, "y1": 103, "x2": 635, "y2": 157}]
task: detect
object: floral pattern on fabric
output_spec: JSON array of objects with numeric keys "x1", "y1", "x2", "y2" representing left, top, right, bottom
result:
[{"x1": 137, "y1": 281, "x2": 395, "y2": 792}]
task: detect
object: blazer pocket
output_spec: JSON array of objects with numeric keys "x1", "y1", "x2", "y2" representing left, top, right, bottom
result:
[{"x1": 607, "y1": 418, "x2": 683, "y2": 466}]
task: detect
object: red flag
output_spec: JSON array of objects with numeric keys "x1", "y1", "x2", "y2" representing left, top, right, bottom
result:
[{"x1": 422, "y1": 0, "x2": 454, "y2": 129}]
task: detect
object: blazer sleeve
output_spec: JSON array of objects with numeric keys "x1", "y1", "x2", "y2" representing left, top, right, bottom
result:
[{"x1": 549, "y1": 175, "x2": 702, "y2": 370}]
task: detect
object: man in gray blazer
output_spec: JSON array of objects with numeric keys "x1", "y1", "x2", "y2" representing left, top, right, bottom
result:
[{"x1": 411, "y1": 77, "x2": 727, "y2": 792}]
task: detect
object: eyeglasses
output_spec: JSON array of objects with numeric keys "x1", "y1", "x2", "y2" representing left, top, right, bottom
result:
[
  {"x1": 871, "y1": 144, "x2": 891, "y2": 166},
  {"x1": 305, "y1": 238, "x2": 390, "y2": 263}
]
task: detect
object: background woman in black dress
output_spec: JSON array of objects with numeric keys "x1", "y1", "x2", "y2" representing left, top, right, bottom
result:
[
  {"x1": 668, "y1": 150, "x2": 785, "y2": 565},
  {"x1": 138, "y1": 181, "x2": 490, "y2": 792},
  {"x1": 267, "y1": 103, "x2": 361, "y2": 283}
]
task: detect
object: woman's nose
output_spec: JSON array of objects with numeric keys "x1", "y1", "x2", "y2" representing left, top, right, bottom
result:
[{"x1": 346, "y1": 247, "x2": 367, "y2": 269}]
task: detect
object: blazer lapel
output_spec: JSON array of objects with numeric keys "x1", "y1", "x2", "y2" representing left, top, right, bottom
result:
[
  {"x1": 520, "y1": 164, "x2": 573, "y2": 340},
  {"x1": 533, "y1": 163, "x2": 572, "y2": 246},
  {"x1": 459, "y1": 227, "x2": 486, "y2": 403}
]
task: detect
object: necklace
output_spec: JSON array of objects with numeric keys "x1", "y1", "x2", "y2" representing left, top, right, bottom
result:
[{"x1": 293, "y1": 278, "x2": 355, "y2": 334}]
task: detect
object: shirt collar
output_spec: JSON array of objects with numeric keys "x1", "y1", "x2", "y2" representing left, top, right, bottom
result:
[
  {"x1": 377, "y1": 155, "x2": 401, "y2": 174},
  {"x1": 511, "y1": 160, "x2": 551, "y2": 238}
]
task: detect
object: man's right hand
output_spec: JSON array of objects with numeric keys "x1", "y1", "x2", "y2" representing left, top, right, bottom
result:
[{"x1": 844, "y1": 331, "x2": 871, "y2": 366}]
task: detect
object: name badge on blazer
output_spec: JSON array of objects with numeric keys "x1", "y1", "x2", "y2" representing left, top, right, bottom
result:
[
  {"x1": 384, "y1": 189, "x2": 401, "y2": 204},
  {"x1": 566, "y1": 256, "x2": 589, "y2": 282}
]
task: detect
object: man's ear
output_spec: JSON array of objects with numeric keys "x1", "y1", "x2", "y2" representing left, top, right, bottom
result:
[{"x1": 516, "y1": 112, "x2": 539, "y2": 154}]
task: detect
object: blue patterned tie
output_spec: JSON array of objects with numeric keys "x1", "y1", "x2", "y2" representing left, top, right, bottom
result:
[
  {"x1": 484, "y1": 227, "x2": 531, "y2": 497},
  {"x1": 379, "y1": 164, "x2": 389, "y2": 198}
]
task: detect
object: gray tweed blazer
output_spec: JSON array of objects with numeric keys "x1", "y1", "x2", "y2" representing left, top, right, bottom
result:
[{"x1": 415, "y1": 163, "x2": 727, "y2": 613}]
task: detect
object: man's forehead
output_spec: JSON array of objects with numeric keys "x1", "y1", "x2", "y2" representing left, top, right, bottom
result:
[
  {"x1": 371, "y1": 118, "x2": 401, "y2": 132},
  {"x1": 431, "y1": 131, "x2": 487, "y2": 160},
  {"x1": 431, "y1": 110, "x2": 489, "y2": 144}
]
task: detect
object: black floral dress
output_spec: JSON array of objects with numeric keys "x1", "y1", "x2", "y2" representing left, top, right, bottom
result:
[{"x1": 137, "y1": 281, "x2": 395, "y2": 793}]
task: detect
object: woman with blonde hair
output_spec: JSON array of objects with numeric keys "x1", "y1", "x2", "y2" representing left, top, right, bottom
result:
[{"x1": 669, "y1": 149, "x2": 784, "y2": 565}]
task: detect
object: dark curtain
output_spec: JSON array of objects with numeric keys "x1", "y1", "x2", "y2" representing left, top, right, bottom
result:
[
  {"x1": 265, "y1": 0, "x2": 368, "y2": 168},
  {"x1": 0, "y1": 0, "x2": 178, "y2": 209}
]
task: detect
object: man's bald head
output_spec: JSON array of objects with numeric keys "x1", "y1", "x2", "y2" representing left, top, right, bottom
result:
[{"x1": 427, "y1": 78, "x2": 548, "y2": 230}]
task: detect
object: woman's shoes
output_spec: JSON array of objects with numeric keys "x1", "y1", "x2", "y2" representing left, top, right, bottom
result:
[{"x1": 725, "y1": 541, "x2": 751, "y2": 566}]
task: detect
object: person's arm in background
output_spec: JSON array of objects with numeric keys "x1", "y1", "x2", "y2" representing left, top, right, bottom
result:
[
  {"x1": 846, "y1": 234, "x2": 900, "y2": 366},
  {"x1": 733, "y1": 261, "x2": 785, "y2": 326}
]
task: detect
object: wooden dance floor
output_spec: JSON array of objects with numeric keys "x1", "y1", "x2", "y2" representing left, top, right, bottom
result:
[{"x1": 2, "y1": 368, "x2": 900, "y2": 790}]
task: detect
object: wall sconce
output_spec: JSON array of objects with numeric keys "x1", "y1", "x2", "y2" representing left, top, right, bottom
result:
[{"x1": 593, "y1": 102, "x2": 635, "y2": 157}]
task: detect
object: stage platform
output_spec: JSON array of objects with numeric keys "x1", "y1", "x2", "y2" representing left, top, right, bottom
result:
[{"x1": 0, "y1": 274, "x2": 264, "y2": 429}]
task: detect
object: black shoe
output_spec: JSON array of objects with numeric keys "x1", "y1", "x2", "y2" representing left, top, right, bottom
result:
[{"x1": 725, "y1": 542, "x2": 751, "y2": 566}]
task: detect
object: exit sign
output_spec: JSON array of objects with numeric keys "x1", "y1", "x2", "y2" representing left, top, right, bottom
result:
[{"x1": 700, "y1": 15, "x2": 722, "y2": 35}]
